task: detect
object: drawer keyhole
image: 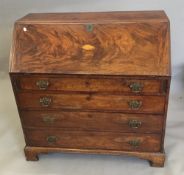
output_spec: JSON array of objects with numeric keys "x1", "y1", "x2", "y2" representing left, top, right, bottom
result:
[{"x1": 86, "y1": 24, "x2": 94, "y2": 32}]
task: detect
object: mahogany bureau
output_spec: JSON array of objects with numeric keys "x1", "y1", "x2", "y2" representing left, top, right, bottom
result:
[{"x1": 9, "y1": 11, "x2": 171, "y2": 167}]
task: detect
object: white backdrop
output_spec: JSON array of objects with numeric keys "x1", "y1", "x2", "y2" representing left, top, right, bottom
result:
[{"x1": 0, "y1": 1, "x2": 184, "y2": 175}]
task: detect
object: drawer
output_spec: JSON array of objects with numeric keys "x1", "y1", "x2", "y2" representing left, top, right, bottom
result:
[
  {"x1": 17, "y1": 76, "x2": 163, "y2": 94},
  {"x1": 24, "y1": 129, "x2": 161, "y2": 152},
  {"x1": 21, "y1": 111, "x2": 163, "y2": 133},
  {"x1": 17, "y1": 93, "x2": 165, "y2": 113}
]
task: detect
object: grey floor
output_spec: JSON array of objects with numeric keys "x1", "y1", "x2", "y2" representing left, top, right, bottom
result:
[{"x1": 0, "y1": 73, "x2": 184, "y2": 175}]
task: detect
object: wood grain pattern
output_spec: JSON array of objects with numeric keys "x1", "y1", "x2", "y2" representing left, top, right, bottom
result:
[
  {"x1": 10, "y1": 11, "x2": 170, "y2": 76},
  {"x1": 20, "y1": 111, "x2": 163, "y2": 133},
  {"x1": 24, "y1": 146, "x2": 165, "y2": 167},
  {"x1": 24, "y1": 129, "x2": 161, "y2": 152},
  {"x1": 17, "y1": 75, "x2": 163, "y2": 94},
  {"x1": 9, "y1": 11, "x2": 171, "y2": 167},
  {"x1": 17, "y1": 93, "x2": 165, "y2": 113}
]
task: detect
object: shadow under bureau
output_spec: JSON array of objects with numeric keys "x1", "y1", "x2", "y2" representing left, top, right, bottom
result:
[{"x1": 9, "y1": 11, "x2": 171, "y2": 167}]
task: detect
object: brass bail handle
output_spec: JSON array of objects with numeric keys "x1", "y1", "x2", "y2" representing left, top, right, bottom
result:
[
  {"x1": 40, "y1": 97, "x2": 52, "y2": 107},
  {"x1": 128, "y1": 120, "x2": 142, "y2": 129},
  {"x1": 128, "y1": 100, "x2": 142, "y2": 110},
  {"x1": 128, "y1": 139, "x2": 141, "y2": 148},
  {"x1": 47, "y1": 136, "x2": 58, "y2": 143},
  {"x1": 129, "y1": 82, "x2": 143, "y2": 93},
  {"x1": 36, "y1": 80, "x2": 49, "y2": 90}
]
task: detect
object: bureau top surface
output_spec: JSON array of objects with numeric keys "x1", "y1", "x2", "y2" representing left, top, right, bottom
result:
[
  {"x1": 16, "y1": 11, "x2": 168, "y2": 24},
  {"x1": 10, "y1": 11, "x2": 171, "y2": 76}
]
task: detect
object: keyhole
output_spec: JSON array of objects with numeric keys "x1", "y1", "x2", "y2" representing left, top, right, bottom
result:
[{"x1": 86, "y1": 24, "x2": 93, "y2": 32}]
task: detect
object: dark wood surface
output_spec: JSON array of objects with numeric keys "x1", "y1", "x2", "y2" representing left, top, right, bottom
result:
[
  {"x1": 10, "y1": 11, "x2": 170, "y2": 76},
  {"x1": 9, "y1": 11, "x2": 171, "y2": 167},
  {"x1": 20, "y1": 111, "x2": 163, "y2": 133}
]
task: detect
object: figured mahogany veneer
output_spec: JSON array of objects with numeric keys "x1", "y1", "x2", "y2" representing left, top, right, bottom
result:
[
  {"x1": 9, "y1": 11, "x2": 171, "y2": 167},
  {"x1": 10, "y1": 12, "x2": 170, "y2": 76}
]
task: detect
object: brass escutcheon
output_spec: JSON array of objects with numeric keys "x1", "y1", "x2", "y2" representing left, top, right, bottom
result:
[
  {"x1": 40, "y1": 97, "x2": 52, "y2": 107},
  {"x1": 36, "y1": 80, "x2": 49, "y2": 90},
  {"x1": 128, "y1": 100, "x2": 142, "y2": 110},
  {"x1": 47, "y1": 136, "x2": 58, "y2": 143},
  {"x1": 129, "y1": 82, "x2": 143, "y2": 93},
  {"x1": 86, "y1": 24, "x2": 94, "y2": 32},
  {"x1": 128, "y1": 139, "x2": 140, "y2": 148},
  {"x1": 128, "y1": 120, "x2": 142, "y2": 128}
]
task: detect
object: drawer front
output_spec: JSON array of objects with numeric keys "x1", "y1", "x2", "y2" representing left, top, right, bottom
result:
[
  {"x1": 24, "y1": 129, "x2": 161, "y2": 152},
  {"x1": 21, "y1": 111, "x2": 163, "y2": 133},
  {"x1": 18, "y1": 76, "x2": 162, "y2": 94},
  {"x1": 17, "y1": 93, "x2": 165, "y2": 113}
]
